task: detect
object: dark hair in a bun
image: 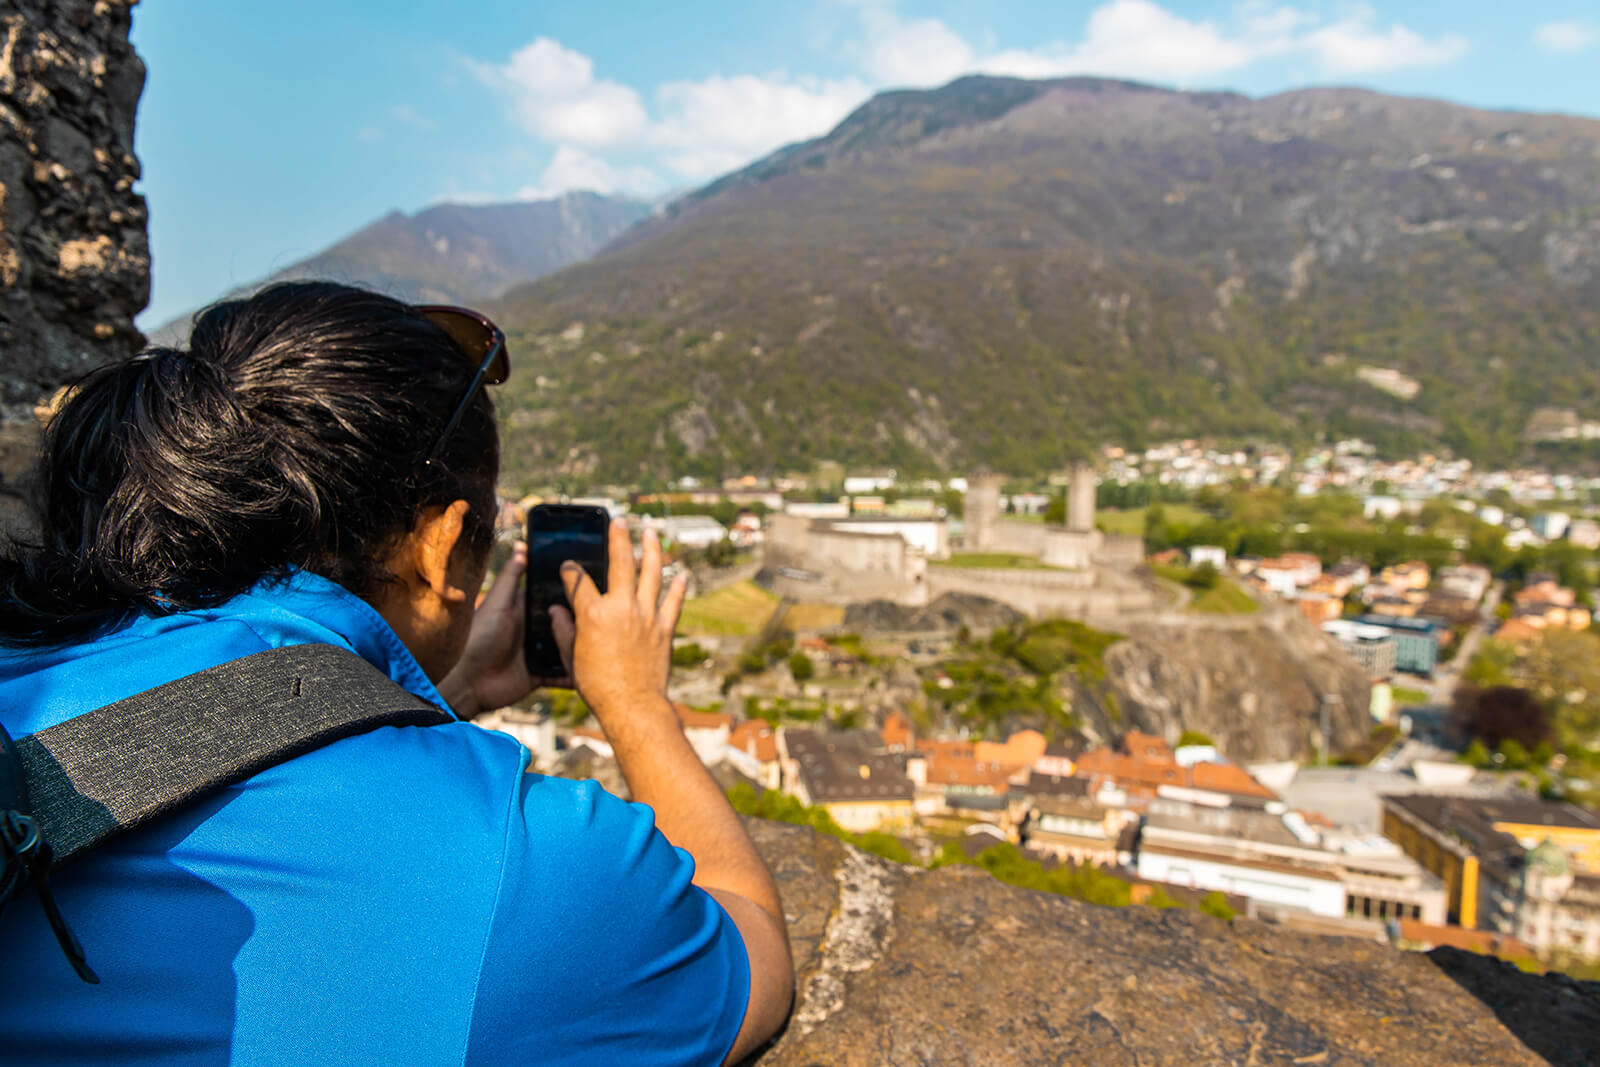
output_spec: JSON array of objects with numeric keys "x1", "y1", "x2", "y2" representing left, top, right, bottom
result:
[{"x1": 0, "y1": 280, "x2": 499, "y2": 644}]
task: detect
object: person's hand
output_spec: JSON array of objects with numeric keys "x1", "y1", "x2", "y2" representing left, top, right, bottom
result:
[
  {"x1": 553, "y1": 520, "x2": 687, "y2": 721},
  {"x1": 438, "y1": 541, "x2": 537, "y2": 718}
]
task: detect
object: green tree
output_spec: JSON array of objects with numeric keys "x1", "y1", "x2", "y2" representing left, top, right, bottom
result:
[
  {"x1": 671, "y1": 642, "x2": 709, "y2": 668},
  {"x1": 1177, "y1": 729, "x2": 1215, "y2": 748},
  {"x1": 787, "y1": 651, "x2": 815, "y2": 682},
  {"x1": 1199, "y1": 891, "x2": 1237, "y2": 921}
]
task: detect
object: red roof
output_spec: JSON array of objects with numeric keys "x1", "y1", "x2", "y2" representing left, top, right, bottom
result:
[
  {"x1": 728, "y1": 718, "x2": 777, "y2": 762},
  {"x1": 674, "y1": 702, "x2": 733, "y2": 730}
]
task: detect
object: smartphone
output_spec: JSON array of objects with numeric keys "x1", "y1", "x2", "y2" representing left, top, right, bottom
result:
[{"x1": 524, "y1": 504, "x2": 610, "y2": 679}]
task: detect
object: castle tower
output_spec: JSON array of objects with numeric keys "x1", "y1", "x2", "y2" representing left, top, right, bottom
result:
[
  {"x1": 966, "y1": 474, "x2": 1002, "y2": 550},
  {"x1": 1067, "y1": 463, "x2": 1096, "y2": 534}
]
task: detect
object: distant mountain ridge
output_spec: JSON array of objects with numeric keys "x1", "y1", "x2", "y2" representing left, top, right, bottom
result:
[
  {"x1": 488, "y1": 75, "x2": 1600, "y2": 484},
  {"x1": 151, "y1": 191, "x2": 652, "y2": 342}
]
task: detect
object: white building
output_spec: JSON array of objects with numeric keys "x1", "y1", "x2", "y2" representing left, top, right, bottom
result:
[
  {"x1": 651, "y1": 514, "x2": 728, "y2": 548},
  {"x1": 1188, "y1": 545, "x2": 1226, "y2": 570}
]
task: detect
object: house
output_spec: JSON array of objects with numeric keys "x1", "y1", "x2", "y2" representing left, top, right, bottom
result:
[
  {"x1": 1073, "y1": 731, "x2": 1277, "y2": 811},
  {"x1": 647, "y1": 514, "x2": 728, "y2": 549},
  {"x1": 1379, "y1": 561, "x2": 1431, "y2": 592},
  {"x1": 779, "y1": 728, "x2": 914, "y2": 833},
  {"x1": 1435, "y1": 564, "x2": 1492, "y2": 605},
  {"x1": 1568, "y1": 519, "x2": 1600, "y2": 550},
  {"x1": 1382, "y1": 794, "x2": 1600, "y2": 956},
  {"x1": 1295, "y1": 593, "x2": 1342, "y2": 625},
  {"x1": 1188, "y1": 545, "x2": 1227, "y2": 570},
  {"x1": 1329, "y1": 559, "x2": 1371, "y2": 589},
  {"x1": 1492, "y1": 619, "x2": 1545, "y2": 648},
  {"x1": 727, "y1": 718, "x2": 781, "y2": 790},
  {"x1": 675, "y1": 703, "x2": 733, "y2": 765},
  {"x1": 1023, "y1": 786, "x2": 1131, "y2": 868},
  {"x1": 879, "y1": 710, "x2": 913, "y2": 752}
]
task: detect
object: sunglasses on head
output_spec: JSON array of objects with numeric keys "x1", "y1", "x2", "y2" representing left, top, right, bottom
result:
[{"x1": 417, "y1": 304, "x2": 509, "y2": 467}]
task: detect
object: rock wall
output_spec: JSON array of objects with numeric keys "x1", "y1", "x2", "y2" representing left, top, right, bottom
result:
[
  {"x1": 747, "y1": 818, "x2": 1585, "y2": 1066},
  {"x1": 0, "y1": 0, "x2": 148, "y2": 514},
  {"x1": 1090, "y1": 605, "x2": 1373, "y2": 762}
]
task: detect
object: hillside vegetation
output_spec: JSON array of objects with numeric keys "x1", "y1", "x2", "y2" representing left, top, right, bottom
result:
[{"x1": 489, "y1": 76, "x2": 1600, "y2": 484}]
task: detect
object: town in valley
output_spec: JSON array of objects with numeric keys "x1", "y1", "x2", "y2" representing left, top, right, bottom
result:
[{"x1": 475, "y1": 437, "x2": 1600, "y2": 977}]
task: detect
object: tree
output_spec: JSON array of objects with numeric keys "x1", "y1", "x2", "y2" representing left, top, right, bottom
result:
[
  {"x1": 787, "y1": 651, "x2": 815, "y2": 682},
  {"x1": 1452, "y1": 684, "x2": 1552, "y2": 753},
  {"x1": 1177, "y1": 729, "x2": 1215, "y2": 748},
  {"x1": 671, "y1": 642, "x2": 709, "y2": 668}
]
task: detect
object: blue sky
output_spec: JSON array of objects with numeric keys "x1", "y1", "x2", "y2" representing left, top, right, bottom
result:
[{"x1": 132, "y1": 1, "x2": 1600, "y2": 327}]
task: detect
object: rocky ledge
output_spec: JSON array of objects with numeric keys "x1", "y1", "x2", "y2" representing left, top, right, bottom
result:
[{"x1": 746, "y1": 818, "x2": 1595, "y2": 1066}]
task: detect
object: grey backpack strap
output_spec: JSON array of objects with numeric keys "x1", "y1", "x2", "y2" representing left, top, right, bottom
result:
[{"x1": 15, "y1": 642, "x2": 452, "y2": 870}]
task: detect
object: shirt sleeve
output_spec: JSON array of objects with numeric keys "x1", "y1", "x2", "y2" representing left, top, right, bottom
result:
[{"x1": 463, "y1": 771, "x2": 751, "y2": 1067}]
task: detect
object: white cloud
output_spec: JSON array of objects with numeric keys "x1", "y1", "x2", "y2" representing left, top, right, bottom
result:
[
  {"x1": 857, "y1": 6, "x2": 975, "y2": 87},
  {"x1": 649, "y1": 73, "x2": 872, "y2": 180},
  {"x1": 487, "y1": 37, "x2": 650, "y2": 147},
  {"x1": 1534, "y1": 19, "x2": 1600, "y2": 54},
  {"x1": 518, "y1": 145, "x2": 664, "y2": 199},
  {"x1": 854, "y1": 0, "x2": 1464, "y2": 87},
  {"x1": 475, "y1": 3, "x2": 1471, "y2": 200},
  {"x1": 1303, "y1": 12, "x2": 1468, "y2": 74}
]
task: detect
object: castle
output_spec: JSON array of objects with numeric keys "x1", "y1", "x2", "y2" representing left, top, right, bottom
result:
[{"x1": 764, "y1": 466, "x2": 1161, "y2": 619}]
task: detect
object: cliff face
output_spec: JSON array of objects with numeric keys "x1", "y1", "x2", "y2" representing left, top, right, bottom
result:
[
  {"x1": 747, "y1": 818, "x2": 1582, "y2": 1066},
  {"x1": 1090, "y1": 607, "x2": 1373, "y2": 762},
  {"x1": 0, "y1": 0, "x2": 147, "y2": 521},
  {"x1": 0, "y1": 0, "x2": 147, "y2": 413}
]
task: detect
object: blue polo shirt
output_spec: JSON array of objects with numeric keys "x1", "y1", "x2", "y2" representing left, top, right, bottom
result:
[{"x1": 0, "y1": 571, "x2": 749, "y2": 1065}]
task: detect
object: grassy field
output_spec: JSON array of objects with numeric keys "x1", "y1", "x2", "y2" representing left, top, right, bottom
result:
[
  {"x1": 1151, "y1": 563, "x2": 1259, "y2": 615},
  {"x1": 678, "y1": 580, "x2": 845, "y2": 636},
  {"x1": 1097, "y1": 503, "x2": 1210, "y2": 537},
  {"x1": 678, "y1": 580, "x2": 779, "y2": 636},
  {"x1": 1189, "y1": 580, "x2": 1260, "y2": 615},
  {"x1": 1391, "y1": 686, "x2": 1430, "y2": 706},
  {"x1": 938, "y1": 552, "x2": 1060, "y2": 570},
  {"x1": 784, "y1": 601, "x2": 847, "y2": 631}
]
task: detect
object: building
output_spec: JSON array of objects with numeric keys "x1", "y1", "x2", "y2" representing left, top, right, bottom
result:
[
  {"x1": 1435, "y1": 565, "x2": 1492, "y2": 605},
  {"x1": 1382, "y1": 794, "x2": 1600, "y2": 955},
  {"x1": 779, "y1": 728, "x2": 914, "y2": 833},
  {"x1": 674, "y1": 704, "x2": 732, "y2": 765},
  {"x1": 1379, "y1": 561, "x2": 1431, "y2": 592},
  {"x1": 649, "y1": 514, "x2": 728, "y2": 549},
  {"x1": 1322, "y1": 619, "x2": 1398, "y2": 679},
  {"x1": 1022, "y1": 778, "x2": 1134, "y2": 868},
  {"x1": 1072, "y1": 731, "x2": 1278, "y2": 811},
  {"x1": 1189, "y1": 545, "x2": 1226, "y2": 570},
  {"x1": 1353, "y1": 615, "x2": 1443, "y2": 677},
  {"x1": 727, "y1": 718, "x2": 781, "y2": 790},
  {"x1": 1138, "y1": 805, "x2": 1447, "y2": 924}
]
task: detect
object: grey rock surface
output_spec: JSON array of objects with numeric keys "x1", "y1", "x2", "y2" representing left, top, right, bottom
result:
[
  {"x1": 746, "y1": 818, "x2": 1567, "y2": 1066},
  {"x1": 0, "y1": 0, "x2": 147, "y2": 418}
]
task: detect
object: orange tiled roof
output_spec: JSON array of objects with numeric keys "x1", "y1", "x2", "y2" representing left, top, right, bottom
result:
[
  {"x1": 925, "y1": 753, "x2": 1013, "y2": 791},
  {"x1": 1120, "y1": 731, "x2": 1172, "y2": 759},
  {"x1": 674, "y1": 703, "x2": 733, "y2": 730},
  {"x1": 917, "y1": 738, "x2": 976, "y2": 759},
  {"x1": 881, "y1": 711, "x2": 913, "y2": 749},
  {"x1": 728, "y1": 719, "x2": 778, "y2": 762},
  {"x1": 975, "y1": 729, "x2": 1046, "y2": 767}
]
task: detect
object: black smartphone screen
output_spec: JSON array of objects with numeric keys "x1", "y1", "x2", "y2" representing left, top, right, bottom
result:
[{"x1": 524, "y1": 504, "x2": 610, "y2": 678}]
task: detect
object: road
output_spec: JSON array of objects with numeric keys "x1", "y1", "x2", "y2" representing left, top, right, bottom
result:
[{"x1": 1428, "y1": 580, "x2": 1503, "y2": 707}]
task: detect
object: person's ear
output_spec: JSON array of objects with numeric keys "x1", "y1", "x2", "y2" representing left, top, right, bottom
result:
[{"x1": 409, "y1": 499, "x2": 473, "y2": 604}]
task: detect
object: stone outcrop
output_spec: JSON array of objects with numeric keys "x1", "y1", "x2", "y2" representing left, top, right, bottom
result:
[
  {"x1": 746, "y1": 818, "x2": 1585, "y2": 1066},
  {"x1": 0, "y1": 0, "x2": 148, "y2": 516},
  {"x1": 1090, "y1": 607, "x2": 1372, "y2": 763}
]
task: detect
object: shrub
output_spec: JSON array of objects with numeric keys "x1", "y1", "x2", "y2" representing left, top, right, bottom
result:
[
  {"x1": 788, "y1": 651, "x2": 815, "y2": 682},
  {"x1": 671, "y1": 642, "x2": 709, "y2": 668}
]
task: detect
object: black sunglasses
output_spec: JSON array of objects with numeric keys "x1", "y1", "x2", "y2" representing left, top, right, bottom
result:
[{"x1": 417, "y1": 305, "x2": 509, "y2": 467}]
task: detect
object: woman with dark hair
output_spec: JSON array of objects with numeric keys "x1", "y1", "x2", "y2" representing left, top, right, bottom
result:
[{"x1": 0, "y1": 281, "x2": 792, "y2": 1065}]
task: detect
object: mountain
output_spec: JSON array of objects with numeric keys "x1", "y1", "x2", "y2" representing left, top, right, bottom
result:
[
  {"x1": 487, "y1": 76, "x2": 1600, "y2": 485},
  {"x1": 151, "y1": 191, "x2": 653, "y2": 342}
]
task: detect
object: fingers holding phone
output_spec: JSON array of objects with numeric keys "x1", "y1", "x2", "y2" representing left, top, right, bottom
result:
[{"x1": 559, "y1": 522, "x2": 688, "y2": 719}]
